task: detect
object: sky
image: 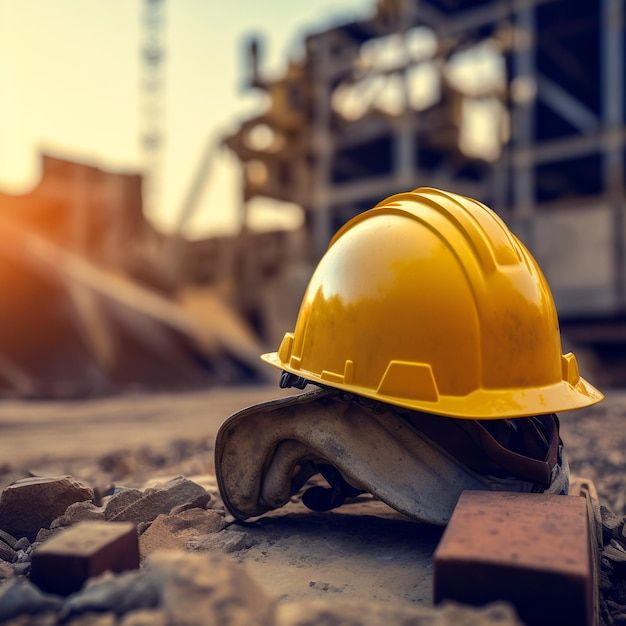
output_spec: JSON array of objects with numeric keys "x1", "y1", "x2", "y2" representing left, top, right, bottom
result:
[{"x1": 0, "y1": 0, "x2": 372, "y2": 237}]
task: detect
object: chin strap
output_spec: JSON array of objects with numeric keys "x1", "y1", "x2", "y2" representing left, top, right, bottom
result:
[{"x1": 301, "y1": 464, "x2": 363, "y2": 512}]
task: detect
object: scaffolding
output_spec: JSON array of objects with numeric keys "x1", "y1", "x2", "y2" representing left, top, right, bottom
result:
[{"x1": 225, "y1": 0, "x2": 626, "y2": 330}]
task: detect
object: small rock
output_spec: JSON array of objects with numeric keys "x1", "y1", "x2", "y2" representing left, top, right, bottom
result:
[
  {"x1": 0, "y1": 561, "x2": 14, "y2": 581},
  {"x1": 0, "y1": 476, "x2": 94, "y2": 540},
  {"x1": 109, "y1": 477, "x2": 206, "y2": 524},
  {"x1": 12, "y1": 562, "x2": 30, "y2": 577},
  {"x1": 0, "y1": 578, "x2": 63, "y2": 623},
  {"x1": 104, "y1": 489, "x2": 144, "y2": 521},
  {"x1": 141, "y1": 476, "x2": 180, "y2": 490},
  {"x1": 169, "y1": 492, "x2": 210, "y2": 515},
  {"x1": 308, "y1": 580, "x2": 344, "y2": 593},
  {"x1": 146, "y1": 551, "x2": 275, "y2": 626},
  {"x1": 65, "y1": 611, "x2": 117, "y2": 626},
  {"x1": 1, "y1": 611, "x2": 58, "y2": 626},
  {"x1": 186, "y1": 474, "x2": 218, "y2": 493},
  {"x1": 600, "y1": 568, "x2": 613, "y2": 592},
  {"x1": 605, "y1": 542, "x2": 626, "y2": 576},
  {"x1": 139, "y1": 509, "x2": 227, "y2": 558},
  {"x1": 139, "y1": 517, "x2": 186, "y2": 557},
  {"x1": 119, "y1": 608, "x2": 167, "y2": 626},
  {"x1": 13, "y1": 538, "x2": 29, "y2": 552},
  {"x1": 137, "y1": 522, "x2": 151, "y2": 535},
  {"x1": 189, "y1": 529, "x2": 258, "y2": 554},
  {"x1": 33, "y1": 527, "x2": 63, "y2": 545},
  {"x1": 276, "y1": 599, "x2": 523, "y2": 626},
  {"x1": 0, "y1": 530, "x2": 19, "y2": 550},
  {"x1": 50, "y1": 502, "x2": 105, "y2": 529},
  {"x1": 62, "y1": 570, "x2": 160, "y2": 619},
  {"x1": 15, "y1": 550, "x2": 29, "y2": 563},
  {"x1": 0, "y1": 539, "x2": 17, "y2": 563},
  {"x1": 602, "y1": 505, "x2": 621, "y2": 545}
]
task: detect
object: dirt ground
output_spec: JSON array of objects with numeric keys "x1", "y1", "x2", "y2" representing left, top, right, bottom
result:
[{"x1": 0, "y1": 384, "x2": 624, "y2": 608}]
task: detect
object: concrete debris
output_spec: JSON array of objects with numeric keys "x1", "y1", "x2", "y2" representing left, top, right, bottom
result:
[
  {"x1": 0, "y1": 530, "x2": 19, "y2": 550},
  {"x1": 1, "y1": 612, "x2": 58, "y2": 626},
  {"x1": 598, "y1": 503, "x2": 626, "y2": 626},
  {"x1": 146, "y1": 551, "x2": 276, "y2": 626},
  {"x1": 118, "y1": 608, "x2": 167, "y2": 626},
  {"x1": 0, "y1": 578, "x2": 63, "y2": 623},
  {"x1": 605, "y1": 541, "x2": 626, "y2": 576},
  {"x1": 13, "y1": 538, "x2": 29, "y2": 552},
  {"x1": 50, "y1": 502, "x2": 105, "y2": 529},
  {"x1": 0, "y1": 465, "x2": 621, "y2": 626},
  {"x1": 103, "y1": 489, "x2": 144, "y2": 521},
  {"x1": 0, "y1": 477, "x2": 94, "y2": 540},
  {"x1": 169, "y1": 492, "x2": 210, "y2": 516},
  {"x1": 108, "y1": 477, "x2": 207, "y2": 524},
  {"x1": 31, "y1": 522, "x2": 139, "y2": 596},
  {"x1": 0, "y1": 561, "x2": 14, "y2": 582},
  {"x1": 139, "y1": 508, "x2": 227, "y2": 558},
  {"x1": 34, "y1": 528, "x2": 62, "y2": 545},
  {"x1": 12, "y1": 563, "x2": 30, "y2": 577},
  {"x1": 0, "y1": 539, "x2": 17, "y2": 563},
  {"x1": 276, "y1": 599, "x2": 524, "y2": 626},
  {"x1": 189, "y1": 528, "x2": 259, "y2": 554},
  {"x1": 61, "y1": 570, "x2": 160, "y2": 620},
  {"x1": 65, "y1": 613, "x2": 117, "y2": 626},
  {"x1": 602, "y1": 505, "x2": 623, "y2": 546}
]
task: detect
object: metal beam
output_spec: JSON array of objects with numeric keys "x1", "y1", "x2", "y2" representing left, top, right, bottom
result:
[
  {"x1": 537, "y1": 75, "x2": 599, "y2": 132},
  {"x1": 511, "y1": 0, "x2": 536, "y2": 246},
  {"x1": 443, "y1": 0, "x2": 559, "y2": 36},
  {"x1": 602, "y1": 0, "x2": 625, "y2": 305},
  {"x1": 311, "y1": 34, "x2": 333, "y2": 258}
]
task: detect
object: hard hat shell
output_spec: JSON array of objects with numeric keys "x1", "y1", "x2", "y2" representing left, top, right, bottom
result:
[{"x1": 262, "y1": 187, "x2": 603, "y2": 419}]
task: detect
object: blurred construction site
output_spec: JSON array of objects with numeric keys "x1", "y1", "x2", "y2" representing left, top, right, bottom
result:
[{"x1": 1, "y1": 0, "x2": 625, "y2": 397}]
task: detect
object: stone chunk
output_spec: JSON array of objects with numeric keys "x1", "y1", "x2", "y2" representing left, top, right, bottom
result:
[
  {"x1": 103, "y1": 489, "x2": 143, "y2": 521},
  {"x1": 146, "y1": 551, "x2": 275, "y2": 626},
  {"x1": 0, "y1": 476, "x2": 94, "y2": 539},
  {"x1": 605, "y1": 541, "x2": 626, "y2": 575},
  {"x1": 31, "y1": 521, "x2": 139, "y2": 596},
  {"x1": 51, "y1": 502, "x2": 105, "y2": 529},
  {"x1": 601, "y1": 505, "x2": 622, "y2": 545},
  {"x1": 0, "y1": 540, "x2": 17, "y2": 563},
  {"x1": 12, "y1": 538, "x2": 29, "y2": 552},
  {"x1": 0, "y1": 578, "x2": 63, "y2": 623},
  {"x1": 190, "y1": 527, "x2": 258, "y2": 554},
  {"x1": 0, "y1": 530, "x2": 19, "y2": 550},
  {"x1": 434, "y1": 491, "x2": 593, "y2": 626},
  {"x1": 139, "y1": 509, "x2": 227, "y2": 558},
  {"x1": 0, "y1": 560, "x2": 13, "y2": 581},
  {"x1": 61, "y1": 570, "x2": 160, "y2": 619},
  {"x1": 119, "y1": 608, "x2": 167, "y2": 626},
  {"x1": 276, "y1": 599, "x2": 523, "y2": 626},
  {"x1": 109, "y1": 477, "x2": 206, "y2": 524}
]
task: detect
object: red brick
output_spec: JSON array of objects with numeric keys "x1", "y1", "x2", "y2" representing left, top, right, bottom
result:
[
  {"x1": 433, "y1": 491, "x2": 593, "y2": 626},
  {"x1": 31, "y1": 521, "x2": 139, "y2": 595}
]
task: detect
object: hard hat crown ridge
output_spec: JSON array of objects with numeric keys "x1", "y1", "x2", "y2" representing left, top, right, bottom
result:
[{"x1": 262, "y1": 187, "x2": 603, "y2": 419}]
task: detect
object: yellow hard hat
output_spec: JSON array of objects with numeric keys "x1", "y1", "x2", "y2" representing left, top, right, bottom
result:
[{"x1": 262, "y1": 187, "x2": 603, "y2": 419}]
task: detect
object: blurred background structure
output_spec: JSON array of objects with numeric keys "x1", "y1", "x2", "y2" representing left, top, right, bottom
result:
[{"x1": 0, "y1": 0, "x2": 625, "y2": 396}]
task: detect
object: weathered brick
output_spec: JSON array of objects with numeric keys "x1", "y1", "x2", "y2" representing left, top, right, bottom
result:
[
  {"x1": 433, "y1": 491, "x2": 593, "y2": 626},
  {"x1": 31, "y1": 521, "x2": 139, "y2": 596}
]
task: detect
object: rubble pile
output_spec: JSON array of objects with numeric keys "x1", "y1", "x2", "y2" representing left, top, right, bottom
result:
[
  {"x1": 600, "y1": 506, "x2": 626, "y2": 625},
  {"x1": 560, "y1": 401, "x2": 626, "y2": 515},
  {"x1": 0, "y1": 398, "x2": 621, "y2": 626},
  {"x1": 0, "y1": 473, "x2": 525, "y2": 626}
]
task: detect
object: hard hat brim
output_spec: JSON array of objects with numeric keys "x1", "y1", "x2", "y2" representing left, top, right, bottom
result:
[{"x1": 261, "y1": 352, "x2": 604, "y2": 420}]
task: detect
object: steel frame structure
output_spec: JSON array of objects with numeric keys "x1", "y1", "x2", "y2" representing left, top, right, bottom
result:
[{"x1": 226, "y1": 0, "x2": 625, "y2": 323}]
